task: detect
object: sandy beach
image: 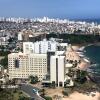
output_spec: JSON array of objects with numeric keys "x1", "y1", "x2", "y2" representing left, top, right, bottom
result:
[
  {"x1": 72, "y1": 45, "x2": 81, "y2": 51},
  {"x1": 45, "y1": 88, "x2": 100, "y2": 100},
  {"x1": 72, "y1": 45, "x2": 90, "y2": 70},
  {"x1": 62, "y1": 92, "x2": 100, "y2": 100}
]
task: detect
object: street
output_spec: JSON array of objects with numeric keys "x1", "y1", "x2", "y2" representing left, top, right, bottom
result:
[{"x1": 20, "y1": 84, "x2": 45, "y2": 100}]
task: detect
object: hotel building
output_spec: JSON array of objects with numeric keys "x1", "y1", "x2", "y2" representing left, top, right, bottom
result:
[{"x1": 8, "y1": 52, "x2": 47, "y2": 81}]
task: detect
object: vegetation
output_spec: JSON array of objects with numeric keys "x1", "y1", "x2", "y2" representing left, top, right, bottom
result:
[
  {"x1": 29, "y1": 75, "x2": 38, "y2": 84},
  {"x1": 40, "y1": 88, "x2": 46, "y2": 97},
  {"x1": 8, "y1": 37, "x2": 16, "y2": 43},
  {"x1": 75, "y1": 70, "x2": 88, "y2": 84},
  {"x1": 46, "y1": 33, "x2": 100, "y2": 44},
  {"x1": 0, "y1": 89, "x2": 30, "y2": 100},
  {"x1": 63, "y1": 80, "x2": 99, "y2": 96},
  {"x1": 62, "y1": 90, "x2": 69, "y2": 96},
  {"x1": 0, "y1": 56, "x2": 8, "y2": 69},
  {"x1": 74, "y1": 81, "x2": 98, "y2": 93},
  {"x1": 0, "y1": 51, "x2": 10, "y2": 56},
  {"x1": 0, "y1": 50, "x2": 10, "y2": 69},
  {"x1": 18, "y1": 96, "x2": 30, "y2": 100},
  {"x1": 43, "y1": 96, "x2": 52, "y2": 100},
  {"x1": 53, "y1": 95, "x2": 62, "y2": 100},
  {"x1": 51, "y1": 81, "x2": 56, "y2": 88},
  {"x1": 64, "y1": 68, "x2": 99, "y2": 94}
]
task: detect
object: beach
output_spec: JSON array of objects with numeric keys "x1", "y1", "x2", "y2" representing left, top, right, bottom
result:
[
  {"x1": 62, "y1": 92, "x2": 100, "y2": 100},
  {"x1": 72, "y1": 45, "x2": 90, "y2": 70},
  {"x1": 44, "y1": 88, "x2": 100, "y2": 100}
]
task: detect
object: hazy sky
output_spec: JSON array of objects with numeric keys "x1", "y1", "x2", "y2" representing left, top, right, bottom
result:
[{"x1": 0, "y1": 0, "x2": 100, "y2": 19}]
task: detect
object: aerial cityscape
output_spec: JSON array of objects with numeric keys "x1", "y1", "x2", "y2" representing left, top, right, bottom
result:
[{"x1": 0, "y1": 0, "x2": 100, "y2": 100}]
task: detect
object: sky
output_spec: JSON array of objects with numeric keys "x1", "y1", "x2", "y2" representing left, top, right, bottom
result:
[{"x1": 0, "y1": 0, "x2": 100, "y2": 19}]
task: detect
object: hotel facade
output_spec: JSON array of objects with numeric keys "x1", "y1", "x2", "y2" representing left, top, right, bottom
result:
[{"x1": 8, "y1": 52, "x2": 47, "y2": 81}]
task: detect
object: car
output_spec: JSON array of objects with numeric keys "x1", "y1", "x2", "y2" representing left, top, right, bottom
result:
[{"x1": 32, "y1": 89, "x2": 40, "y2": 96}]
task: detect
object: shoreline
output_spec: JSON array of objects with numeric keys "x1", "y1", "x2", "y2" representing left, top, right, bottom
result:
[
  {"x1": 72, "y1": 43, "x2": 100, "y2": 74},
  {"x1": 72, "y1": 42, "x2": 100, "y2": 49},
  {"x1": 72, "y1": 45, "x2": 90, "y2": 70}
]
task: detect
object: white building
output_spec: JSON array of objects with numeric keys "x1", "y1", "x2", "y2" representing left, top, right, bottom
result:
[
  {"x1": 8, "y1": 52, "x2": 47, "y2": 81},
  {"x1": 23, "y1": 39, "x2": 57, "y2": 54},
  {"x1": 23, "y1": 39, "x2": 68, "y2": 54},
  {"x1": 42, "y1": 45, "x2": 76, "y2": 87},
  {"x1": 23, "y1": 42, "x2": 34, "y2": 54},
  {"x1": 18, "y1": 32, "x2": 23, "y2": 41},
  {"x1": 50, "y1": 55, "x2": 65, "y2": 87}
]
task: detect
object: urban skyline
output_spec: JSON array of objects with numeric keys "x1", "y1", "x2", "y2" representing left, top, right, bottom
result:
[
  {"x1": 0, "y1": 0, "x2": 100, "y2": 19},
  {"x1": 0, "y1": 0, "x2": 100, "y2": 100}
]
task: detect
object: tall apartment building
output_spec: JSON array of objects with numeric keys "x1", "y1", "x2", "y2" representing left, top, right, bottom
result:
[
  {"x1": 23, "y1": 39, "x2": 68, "y2": 54},
  {"x1": 8, "y1": 52, "x2": 47, "y2": 81},
  {"x1": 42, "y1": 45, "x2": 76, "y2": 87},
  {"x1": 50, "y1": 55, "x2": 65, "y2": 87},
  {"x1": 23, "y1": 39, "x2": 57, "y2": 54}
]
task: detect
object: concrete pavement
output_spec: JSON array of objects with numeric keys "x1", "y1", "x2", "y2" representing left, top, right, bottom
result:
[{"x1": 20, "y1": 84, "x2": 45, "y2": 100}]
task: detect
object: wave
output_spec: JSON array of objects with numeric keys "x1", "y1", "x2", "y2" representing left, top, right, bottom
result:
[{"x1": 91, "y1": 64, "x2": 99, "y2": 67}]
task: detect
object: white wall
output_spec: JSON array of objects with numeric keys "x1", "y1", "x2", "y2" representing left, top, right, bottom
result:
[
  {"x1": 23, "y1": 39, "x2": 57, "y2": 54},
  {"x1": 50, "y1": 56, "x2": 57, "y2": 83},
  {"x1": 18, "y1": 33, "x2": 22, "y2": 41},
  {"x1": 58, "y1": 56, "x2": 65, "y2": 87},
  {"x1": 23, "y1": 42, "x2": 34, "y2": 54}
]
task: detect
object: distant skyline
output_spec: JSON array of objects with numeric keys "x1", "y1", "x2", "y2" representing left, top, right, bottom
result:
[{"x1": 0, "y1": 0, "x2": 100, "y2": 19}]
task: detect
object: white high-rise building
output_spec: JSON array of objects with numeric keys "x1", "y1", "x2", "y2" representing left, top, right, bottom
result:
[
  {"x1": 18, "y1": 32, "x2": 23, "y2": 41},
  {"x1": 8, "y1": 52, "x2": 47, "y2": 80},
  {"x1": 42, "y1": 45, "x2": 76, "y2": 87},
  {"x1": 50, "y1": 55, "x2": 65, "y2": 87},
  {"x1": 23, "y1": 39, "x2": 58, "y2": 54}
]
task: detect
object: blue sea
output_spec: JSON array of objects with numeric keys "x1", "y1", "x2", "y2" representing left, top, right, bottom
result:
[{"x1": 84, "y1": 45, "x2": 100, "y2": 76}]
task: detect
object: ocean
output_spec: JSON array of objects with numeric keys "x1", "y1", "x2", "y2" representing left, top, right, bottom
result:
[{"x1": 84, "y1": 45, "x2": 100, "y2": 76}]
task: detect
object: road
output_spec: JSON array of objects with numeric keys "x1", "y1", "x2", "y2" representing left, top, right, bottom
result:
[{"x1": 20, "y1": 84, "x2": 45, "y2": 100}]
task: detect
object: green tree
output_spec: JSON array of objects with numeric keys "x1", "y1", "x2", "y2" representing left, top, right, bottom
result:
[
  {"x1": 44, "y1": 96, "x2": 52, "y2": 100},
  {"x1": 0, "y1": 51, "x2": 10, "y2": 56},
  {"x1": 18, "y1": 96, "x2": 30, "y2": 100},
  {"x1": 76, "y1": 70, "x2": 87, "y2": 83},
  {"x1": 0, "y1": 56, "x2": 8, "y2": 69},
  {"x1": 29, "y1": 75, "x2": 38, "y2": 84}
]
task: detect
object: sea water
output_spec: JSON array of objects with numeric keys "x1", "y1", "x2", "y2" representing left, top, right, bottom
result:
[{"x1": 84, "y1": 45, "x2": 100, "y2": 76}]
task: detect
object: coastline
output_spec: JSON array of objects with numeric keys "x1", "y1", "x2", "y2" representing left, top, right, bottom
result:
[
  {"x1": 72, "y1": 42, "x2": 100, "y2": 74},
  {"x1": 72, "y1": 45, "x2": 90, "y2": 70},
  {"x1": 72, "y1": 42, "x2": 100, "y2": 49}
]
